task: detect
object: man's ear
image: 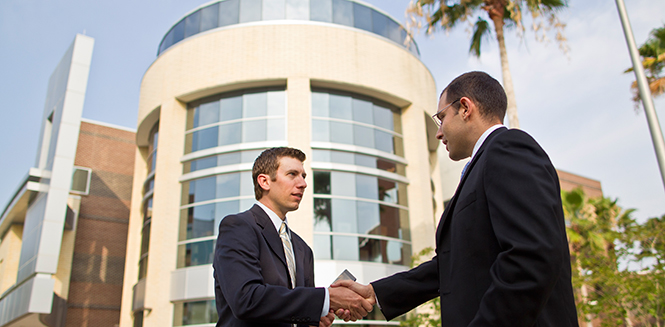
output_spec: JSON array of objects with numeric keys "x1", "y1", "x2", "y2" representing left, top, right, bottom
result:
[
  {"x1": 459, "y1": 97, "x2": 474, "y2": 120},
  {"x1": 257, "y1": 174, "x2": 271, "y2": 192}
]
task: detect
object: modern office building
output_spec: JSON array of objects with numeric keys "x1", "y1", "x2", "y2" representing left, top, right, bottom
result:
[
  {"x1": 119, "y1": 1, "x2": 443, "y2": 326},
  {"x1": 0, "y1": 35, "x2": 137, "y2": 327}
]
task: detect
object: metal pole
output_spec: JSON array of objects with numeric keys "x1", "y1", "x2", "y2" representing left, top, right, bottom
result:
[{"x1": 615, "y1": 0, "x2": 665, "y2": 191}]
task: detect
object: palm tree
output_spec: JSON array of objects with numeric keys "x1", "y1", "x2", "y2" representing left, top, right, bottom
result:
[
  {"x1": 625, "y1": 24, "x2": 665, "y2": 108},
  {"x1": 406, "y1": 0, "x2": 568, "y2": 129}
]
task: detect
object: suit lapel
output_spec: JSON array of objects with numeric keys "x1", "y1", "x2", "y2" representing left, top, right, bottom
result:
[
  {"x1": 250, "y1": 205, "x2": 288, "y2": 268},
  {"x1": 293, "y1": 237, "x2": 306, "y2": 287},
  {"x1": 436, "y1": 127, "x2": 506, "y2": 243}
]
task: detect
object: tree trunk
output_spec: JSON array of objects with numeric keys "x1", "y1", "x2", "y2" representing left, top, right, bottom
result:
[{"x1": 489, "y1": 8, "x2": 520, "y2": 129}]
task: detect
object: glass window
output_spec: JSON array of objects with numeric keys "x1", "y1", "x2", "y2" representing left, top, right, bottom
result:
[
  {"x1": 180, "y1": 300, "x2": 219, "y2": 325},
  {"x1": 197, "y1": 101, "x2": 220, "y2": 127},
  {"x1": 331, "y1": 171, "x2": 355, "y2": 197},
  {"x1": 219, "y1": 122, "x2": 242, "y2": 146},
  {"x1": 374, "y1": 129, "x2": 394, "y2": 153},
  {"x1": 240, "y1": 0, "x2": 262, "y2": 23},
  {"x1": 216, "y1": 173, "x2": 241, "y2": 199},
  {"x1": 356, "y1": 201, "x2": 380, "y2": 235},
  {"x1": 190, "y1": 176, "x2": 217, "y2": 203},
  {"x1": 332, "y1": 0, "x2": 353, "y2": 27},
  {"x1": 200, "y1": 3, "x2": 220, "y2": 32},
  {"x1": 314, "y1": 234, "x2": 332, "y2": 259},
  {"x1": 192, "y1": 126, "x2": 219, "y2": 152},
  {"x1": 312, "y1": 149, "x2": 331, "y2": 162},
  {"x1": 138, "y1": 256, "x2": 148, "y2": 280},
  {"x1": 71, "y1": 167, "x2": 91, "y2": 194},
  {"x1": 313, "y1": 198, "x2": 332, "y2": 231},
  {"x1": 187, "y1": 204, "x2": 215, "y2": 239},
  {"x1": 313, "y1": 171, "x2": 331, "y2": 194},
  {"x1": 263, "y1": 0, "x2": 285, "y2": 20},
  {"x1": 333, "y1": 235, "x2": 359, "y2": 261},
  {"x1": 219, "y1": 151, "x2": 242, "y2": 166},
  {"x1": 387, "y1": 19, "x2": 402, "y2": 44},
  {"x1": 185, "y1": 240, "x2": 215, "y2": 267},
  {"x1": 243, "y1": 119, "x2": 267, "y2": 142},
  {"x1": 159, "y1": 30, "x2": 173, "y2": 54},
  {"x1": 329, "y1": 121, "x2": 353, "y2": 144},
  {"x1": 266, "y1": 91, "x2": 285, "y2": 116},
  {"x1": 267, "y1": 118, "x2": 285, "y2": 140},
  {"x1": 185, "y1": 10, "x2": 201, "y2": 38},
  {"x1": 286, "y1": 0, "x2": 309, "y2": 20},
  {"x1": 356, "y1": 174, "x2": 378, "y2": 200},
  {"x1": 353, "y1": 124, "x2": 375, "y2": 148},
  {"x1": 244, "y1": 92, "x2": 268, "y2": 118},
  {"x1": 371, "y1": 8, "x2": 389, "y2": 37},
  {"x1": 329, "y1": 94, "x2": 352, "y2": 120},
  {"x1": 352, "y1": 98, "x2": 373, "y2": 124},
  {"x1": 172, "y1": 19, "x2": 186, "y2": 45},
  {"x1": 311, "y1": 120, "x2": 329, "y2": 142},
  {"x1": 378, "y1": 178, "x2": 398, "y2": 203},
  {"x1": 330, "y1": 150, "x2": 354, "y2": 164},
  {"x1": 141, "y1": 223, "x2": 151, "y2": 255},
  {"x1": 190, "y1": 156, "x2": 218, "y2": 172},
  {"x1": 332, "y1": 198, "x2": 356, "y2": 233},
  {"x1": 379, "y1": 204, "x2": 401, "y2": 238},
  {"x1": 220, "y1": 96, "x2": 242, "y2": 121},
  {"x1": 240, "y1": 171, "x2": 254, "y2": 196},
  {"x1": 215, "y1": 200, "x2": 240, "y2": 234},
  {"x1": 219, "y1": 0, "x2": 240, "y2": 26},
  {"x1": 240, "y1": 149, "x2": 262, "y2": 163},
  {"x1": 355, "y1": 153, "x2": 376, "y2": 168},
  {"x1": 310, "y1": 0, "x2": 332, "y2": 22},
  {"x1": 373, "y1": 105, "x2": 394, "y2": 130},
  {"x1": 311, "y1": 92, "x2": 329, "y2": 117},
  {"x1": 352, "y1": 2, "x2": 372, "y2": 32}
]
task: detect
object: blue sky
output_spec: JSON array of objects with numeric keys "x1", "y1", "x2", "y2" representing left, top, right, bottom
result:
[{"x1": 1, "y1": 0, "x2": 664, "y2": 222}]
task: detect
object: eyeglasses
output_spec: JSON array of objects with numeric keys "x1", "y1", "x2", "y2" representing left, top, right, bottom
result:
[{"x1": 431, "y1": 98, "x2": 460, "y2": 127}]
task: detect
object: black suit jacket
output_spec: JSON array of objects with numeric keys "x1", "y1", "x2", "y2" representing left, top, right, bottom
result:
[
  {"x1": 213, "y1": 204, "x2": 325, "y2": 327},
  {"x1": 372, "y1": 128, "x2": 578, "y2": 327}
]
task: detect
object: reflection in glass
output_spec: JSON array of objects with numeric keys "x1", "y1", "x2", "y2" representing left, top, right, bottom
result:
[
  {"x1": 187, "y1": 204, "x2": 215, "y2": 239},
  {"x1": 331, "y1": 171, "x2": 355, "y2": 197},
  {"x1": 185, "y1": 241, "x2": 215, "y2": 266},
  {"x1": 197, "y1": 101, "x2": 220, "y2": 127},
  {"x1": 286, "y1": 0, "x2": 309, "y2": 20},
  {"x1": 371, "y1": 8, "x2": 389, "y2": 36},
  {"x1": 332, "y1": 0, "x2": 353, "y2": 26},
  {"x1": 220, "y1": 96, "x2": 242, "y2": 121},
  {"x1": 356, "y1": 201, "x2": 380, "y2": 235},
  {"x1": 185, "y1": 10, "x2": 201, "y2": 37},
  {"x1": 356, "y1": 174, "x2": 378, "y2": 199},
  {"x1": 243, "y1": 120, "x2": 267, "y2": 142},
  {"x1": 353, "y1": 124, "x2": 375, "y2": 148},
  {"x1": 332, "y1": 198, "x2": 356, "y2": 233},
  {"x1": 374, "y1": 129, "x2": 393, "y2": 153},
  {"x1": 180, "y1": 300, "x2": 219, "y2": 325},
  {"x1": 219, "y1": 0, "x2": 240, "y2": 26},
  {"x1": 200, "y1": 3, "x2": 220, "y2": 32},
  {"x1": 310, "y1": 0, "x2": 332, "y2": 22},
  {"x1": 330, "y1": 121, "x2": 353, "y2": 144},
  {"x1": 311, "y1": 92, "x2": 329, "y2": 117},
  {"x1": 192, "y1": 127, "x2": 219, "y2": 151},
  {"x1": 263, "y1": 0, "x2": 286, "y2": 20},
  {"x1": 352, "y1": 2, "x2": 372, "y2": 32},
  {"x1": 333, "y1": 235, "x2": 359, "y2": 261},
  {"x1": 216, "y1": 173, "x2": 241, "y2": 199},
  {"x1": 172, "y1": 20, "x2": 185, "y2": 45},
  {"x1": 218, "y1": 122, "x2": 241, "y2": 146},
  {"x1": 243, "y1": 92, "x2": 268, "y2": 118},
  {"x1": 352, "y1": 98, "x2": 373, "y2": 124},
  {"x1": 313, "y1": 171, "x2": 331, "y2": 194},
  {"x1": 329, "y1": 94, "x2": 352, "y2": 120},
  {"x1": 240, "y1": 0, "x2": 262, "y2": 23},
  {"x1": 313, "y1": 198, "x2": 331, "y2": 231}
]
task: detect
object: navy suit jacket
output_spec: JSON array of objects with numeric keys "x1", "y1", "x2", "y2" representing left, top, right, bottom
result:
[
  {"x1": 372, "y1": 128, "x2": 579, "y2": 327},
  {"x1": 213, "y1": 204, "x2": 325, "y2": 327}
]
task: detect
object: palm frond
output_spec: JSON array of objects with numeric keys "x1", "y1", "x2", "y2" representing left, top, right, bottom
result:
[{"x1": 469, "y1": 17, "x2": 491, "y2": 57}]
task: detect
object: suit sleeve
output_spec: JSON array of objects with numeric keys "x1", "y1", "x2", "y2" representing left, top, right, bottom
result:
[
  {"x1": 214, "y1": 214, "x2": 325, "y2": 325},
  {"x1": 470, "y1": 131, "x2": 568, "y2": 326},
  {"x1": 371, "y1": 257, "x2": 440, "y2": 320}
]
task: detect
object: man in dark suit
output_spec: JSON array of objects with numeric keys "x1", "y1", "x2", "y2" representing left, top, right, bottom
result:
[
  {"x1": 213, "y1": 147, "x2": 374, "y2": 327},
  {"x1": 334, "y1": 72, "x2": 579, "y2": 326}
]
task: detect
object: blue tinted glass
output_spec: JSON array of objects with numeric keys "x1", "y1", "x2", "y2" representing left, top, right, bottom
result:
[
  {"x1": 219, "y1": 122, "x2": 241, "y2": 145},
  {"x1": 311, "y1": 119, "x2": 330, "y2": 142},
  {"x1": 216, "y1": 173, "x2": 241, "y2": 198},
  {"x1": 353, "y1": 125, "x2": 374, "y2": 148},
  {"x1": 263, "y1": 0, "x2": 285, "y2": 20},
  {"x1": 188, "y1": 204, "x2": 215, "y2": 239},
  {"x1": 159, "y1": 30, "x2": 174, "y2": 54},
  {"x1": 185, "y1": 240, "x2": 214, "y2": 266},
  {"x1": 172, "y1": 19, "x2": 186, "y2": 45},
  {"x1": 356, "y1": 174, "x2": 378, "y2": 199},
  {"x1": 387, "y1": 19, "x2": 402, "y2": 44},
  {"x1": 310, "y1": 0, "x2": 332, "y2": 22},
  {"x1": 201, "y1": 3, "x2": 220, "y2": 32},
  {"x1": 330, "y1": 121, "x2": 353, "y2": 144},
  {"x1": 286, "y1": 0, "x2": 308, "y2": 20},
  {"x1": 243, "y1": 120, "x2": 267, "y2": 142},
  {"x1": 352, "y1": 98, "x2": 373, "y2": 124},
  {"x1": 190, "y1": 176, "x2": 217, "y2": 203},
  {"x1": 197, "y1": 101, "x2": 220, "y2": 127},
  {"x1": 355, "y1": 153, "x2": 376, "y2": 168},
  {"x1": 220, "y1": 96, "x2": 242, "y2": 121},
  {"x1": 191, "y1": 156, "x2": 218, "y2": 172},
  {"x1": 329, "y1": 94, "x2": 352, "y2": 120},
  {"x1": 332, "y1": 0, "x2": 353, "y2": 26},
  {"x1": 352, "y1": 3, "x2": 372, "y2": 32},
  {"x1": 243, "y1": 92, "x2": 267, "y2": 118},
  {"x1": 240, "y1": 0, "x2": 262, "y2": 23},
  {"x1": 356, "y1": 201, "x2": 379, "y2": 234},
  {"x1": 220, "y1": 0, "x2": 240, "y2": 26},
  {"x1": 193, "y1": 127, "x2": 219, "y2": 151},
  {"x1": 185, "y1": 10, "x2": 201, "y2": 38},
  {"x1": 374, "y1": 130, "x2": 394, "y2": 153},
  {"x1": 373, "y1": 105, "x2": 393, "y2": 130},
  {"x1": 215, "y1": 200, "x2": 240, "y2": 235},
  {"x1": 371, "y1": 9, "x2": 389, "y2": 37},
  {"x1": 218, "y1": 152, "x2": 242, "y2": 166}
]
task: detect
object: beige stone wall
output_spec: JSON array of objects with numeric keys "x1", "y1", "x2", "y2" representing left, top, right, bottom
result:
[
  {"x1": 0, "y1": 224, "x2": 23, "y2": 295},
  {"x1": 125, "y1": 22, "x2": 438, "y2": 327}
]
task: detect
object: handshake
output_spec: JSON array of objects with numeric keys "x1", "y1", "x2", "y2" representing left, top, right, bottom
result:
[{"x1": 320, "y1": 279, "x2": 376, "y2": 326}]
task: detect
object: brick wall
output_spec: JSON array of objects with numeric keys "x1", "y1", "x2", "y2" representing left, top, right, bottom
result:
[{"x1": 67, "y1": 121, "x2": 136, "y2": 327}]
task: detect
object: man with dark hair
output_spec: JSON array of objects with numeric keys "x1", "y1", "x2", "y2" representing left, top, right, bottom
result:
[
  {"x1": 213, "y1": 147, "x2": 374, "y2": 327},
  {"x1": 334, "y1": 72, "x2": 579, "y2": 326}
]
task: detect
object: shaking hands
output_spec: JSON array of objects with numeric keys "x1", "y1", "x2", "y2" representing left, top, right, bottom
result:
[{"x1": 328, "y1": 280, "x2": 376, "y2": 322}]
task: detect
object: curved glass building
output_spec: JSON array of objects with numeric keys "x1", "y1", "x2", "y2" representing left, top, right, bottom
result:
[{"x1": 120, "y1": 1, "x2": 443, "y2": 326}]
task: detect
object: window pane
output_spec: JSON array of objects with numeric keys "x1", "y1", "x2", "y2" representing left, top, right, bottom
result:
[
  {"x1": 200, "y1": 3, "x2": 220, "y2": 32},
  {"x1": 219, "y1": 0, "x2": 240, "y2": 26},
  {"x1": 263, "y1": 0, "x2": 285, "y2": 20},
  {"x1": 220, "y1": 96, "x2": 242, "y2": 121},
  {"x1": 314, "y1": 234, "x2": 332, "y2": 259},
  {"x1": 310, "y1": 0, "x2": 332, "y2": 22},
  {"x1": 240, "y1": 0, "x2": 262, "y2": 23},
  {"x1": 355, "y1": 153, "x2": 376, "y2": 168},
  {"x1": 240, "y1": 171, "x2": 254, "y2": 196},
  {"x1": 190, "y1": 176, "x2": 217, "y2": 203},
  {"x1": 353, "y1": 124, "x2": 375, "y2": 148},
  {"x1": 374, "y1": 129, "x2": 394, "y2": 153},
  {"x1": 216, "y1": 173, "x2": 241, "y2": 198},
  {"x1": 193, "y1": 126, "x2": 219, "y2": 152},
  {"x1": 188, "y1": 204, "x2": 215, "y2": 239},
  {"x1": 313, "y1": 171, "x2": 331, "y2": 194},
  {"x1": 329, "y1": 94, "x2": 352, "y2": 120},
  {"x1": 358, "y1": 237, "x2": 382, "y2": 263},
  {"x1": 379, "y1": 204, "x2": 401, "y2": 238},
  {"x1": 267, "y1": 118, "x2": 285, "y2": 140},
  {"x1": 330, "y1": 171, "x2": 355, "y2": 197},
  {"x1": 219, "y1": 122, "x2": 241, "y2": 146},
  {"x1": 378, "y1": 178, "x2": 398, "y2": 203},
  {"x1": 311, "y1": 119, "x2": 329, "y2": 142},
  {"x1": 333, "y1": 235, "x2": 358, "y2": 261},
  {"x1": 387, "y1": 240, "x2": 410, "y2": 265},
  {"x1": 141, "y1": 223, "x2": 151, "y2": 255},
  {"x1": 71, "y1": 168, "x2": 89, "y2": 193},
  {"x1": 197, "y1": 101, "x2": 220, "y2": 127},
  {"x1": 191, "y1": 156, "x2": 217, "y2": 172},
  {"x1": 352, "y1": 98, "x2": 373, "y2": 124},
  {"x1": 286, "y1": 0, "x2": 309, "y2": 20},
  {"x1": 185, "y1": 240, "x2": 214, "y2": 266},
  {"x1": 356, "y1": 201, "x2": 380, "y2": 235},
  {"x1": 159, "y1": 30, "x2": 174, "y2": 54},
  {"x1": 267, "y1": 91, "x2": 285, "y2": 116},
  {"x1": 330, "y1": 121, "x2": 353, "y2": 144},
  {"x1": 185, "y1": 10, "x2": 201, "y2": 38},
  {"x1": 373, "y1": 105, "x2": 394, "y2": 130},
  {"x1": 332, "y1": 0, "x2": 353, "y2": 26},
  {"x1": 330, "y1": 150, "x2": 354, "y2": 164},
  {"x1": 313, "y1": 198, "x2": 331, "y2": 231},
  {"x1": 312, "y1": 149, "x2": 331, "y2": 162},
  {"x1": 243, "y1": 92, "x2": 268, "y2": 118},
  {"x1": 356, "y1": 174, "x2": 378, "y2": 200},
  {"x1": 311, "y1": 92, "x2": 329, "y2": 117},
  {"x1": 182, "y1": 300, "x2": 218, "y2": 325},
  {"x1": 243, "y1": 119, "x2": 267, "y2": 142},
  {"x1": 240, "y1": 149, "x2": 262, "y2": 163},
  {"x1": 215, "y1": 200, "x2": 240, "y2": 236},
  {"x1": 172, "y1": 19, "x2": 186, "y2": 45},
  {"x1": 332, "y1": 198, "x2": 356, "y2": 233},
  {"x1": 371, "y1": 9, "x2": 389, "y2": 37},
  {"x1": 352, "y1": 2, "x2": 372, "y2": 32},
  {"x1": 387, "y1": 19, "x2": 402, "y2": 44}
]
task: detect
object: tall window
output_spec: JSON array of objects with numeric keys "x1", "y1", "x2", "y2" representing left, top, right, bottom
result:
[
  {"x1": 139, "y1": 123, "x2": 159, "y2": 280},
  {"x1": 179, "y1": 89, "x2": 286, "y2": 268},
  {"x1": 311, "y1": 90, "x2": 411, "y2": 265}
]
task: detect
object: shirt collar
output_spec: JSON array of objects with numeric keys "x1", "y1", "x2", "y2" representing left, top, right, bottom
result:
[
  {"x1": 471, "y1": 124, "x2": 505, "y2": 161},
  {"x1": 255, "y1": 201, "x2": 289, "y2": 235}
]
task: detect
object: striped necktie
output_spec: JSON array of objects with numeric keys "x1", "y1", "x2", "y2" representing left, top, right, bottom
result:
[{"x1": 279, "y1": 222, "x2": 296, "y2": 288}]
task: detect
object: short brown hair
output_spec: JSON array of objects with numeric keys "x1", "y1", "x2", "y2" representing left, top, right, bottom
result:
[
  {"x1": 252, "y1": 147, "x2": 306, "y2": 200},
  {"x1": 441, "y1": 71, "x2": 507, "y2": 122}
]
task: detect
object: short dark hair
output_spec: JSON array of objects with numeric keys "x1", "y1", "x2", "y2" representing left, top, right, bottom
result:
[
  {"x1": 441, "y1": 71, "x2": 507, "y2": 122},
  {"x1": 252, "y1": 147, "x2": 306, "y2": 200}
]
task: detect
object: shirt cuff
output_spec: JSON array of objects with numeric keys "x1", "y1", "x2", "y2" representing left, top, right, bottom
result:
[{"x1": 321, "y1": 287, "x2": 330, "y2": 317}]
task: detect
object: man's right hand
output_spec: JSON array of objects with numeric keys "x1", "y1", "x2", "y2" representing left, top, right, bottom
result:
[{"x1": 328, "y1": 283, "x2": 374, "y2": 321}]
